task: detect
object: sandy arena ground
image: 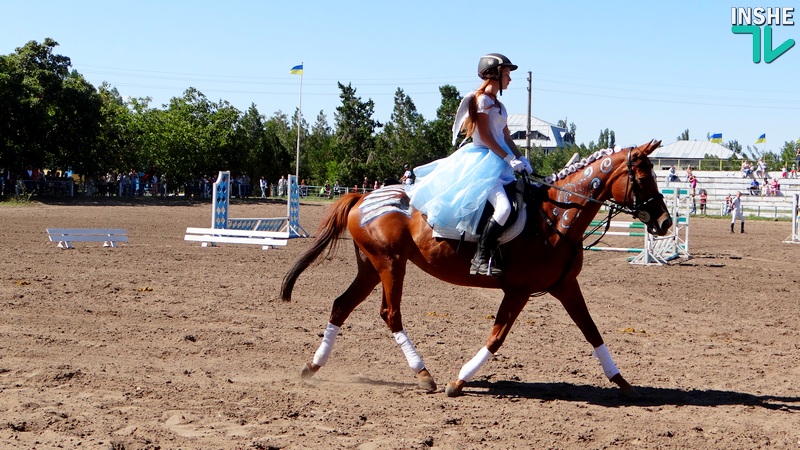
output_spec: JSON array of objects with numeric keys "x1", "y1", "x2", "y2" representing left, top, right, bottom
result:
[{"x1": 0, "y1": 197, "x2": 798, "y2": 449}]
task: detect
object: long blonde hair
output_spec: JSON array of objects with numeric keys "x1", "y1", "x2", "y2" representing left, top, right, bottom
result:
[{"x1": 460, "y1": 79, "x2": 501, "y2": 139}]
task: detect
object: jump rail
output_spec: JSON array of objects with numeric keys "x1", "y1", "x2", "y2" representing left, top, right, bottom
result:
[{"x1": 184, "y1": 227, "x2": 289, "y2": 250}]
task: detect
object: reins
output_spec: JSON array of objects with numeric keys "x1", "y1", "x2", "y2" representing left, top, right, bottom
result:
[{"x1": 524, "y1": 147, "x2": 657, "y2": 251}]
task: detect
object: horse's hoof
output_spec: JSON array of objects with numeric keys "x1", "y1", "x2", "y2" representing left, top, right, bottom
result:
[
  {"x1": 417, "y1": 369, "x2": 437, "y2": 393},
  {"x1": 300, "y1": 363, "x2": 319, "y2": 380},
  {"x1": 610, "y1": 373, "x2": 640, "y2": 400},
  {"x1": 445, "y1": 381, "x2": 464, "y2": 397}
]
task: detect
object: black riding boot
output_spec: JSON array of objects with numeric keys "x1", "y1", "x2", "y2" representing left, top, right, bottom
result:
[
  {"x1": 730, "y1": 223, "x2": 734, "y2": 234},
  {"x1": 470, "y1": 218, "x2": 504, "y2": 276},
  {"x1": 741, "y1": 222, "x2": 745, "y2": 233}
]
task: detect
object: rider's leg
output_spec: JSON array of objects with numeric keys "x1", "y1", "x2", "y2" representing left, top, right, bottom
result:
[{"x1": 470, "y1": 183, "x2": 511, "y2": 276}]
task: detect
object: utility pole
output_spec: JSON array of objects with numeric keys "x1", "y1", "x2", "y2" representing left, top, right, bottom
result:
[{"x1": 526, "y1": 71, "x2": 532, "y2": 159}]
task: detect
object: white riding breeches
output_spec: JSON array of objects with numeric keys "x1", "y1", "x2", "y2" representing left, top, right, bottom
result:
[{"x1": 487, "y1": 181, "x2": 512, "y2": 227}]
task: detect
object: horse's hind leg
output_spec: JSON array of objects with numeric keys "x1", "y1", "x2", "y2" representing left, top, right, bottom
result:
[
  {"x1": 302, "y1": 253, "x2": 380, "y2": 380},
  {"x1": 548, "y1": 277, "x2": 638, "y2": 399},
  {"x1": 377, "y1": 262, "x2": 437, "y2": 393}
]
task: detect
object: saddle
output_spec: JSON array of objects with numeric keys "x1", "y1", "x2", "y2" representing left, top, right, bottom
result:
[{"x1": 430, "y1": 178, "x2": 545, "y2": 244}]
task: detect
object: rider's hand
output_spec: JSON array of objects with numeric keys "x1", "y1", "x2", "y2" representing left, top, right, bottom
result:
[
  {"x1": 520, "y1": 156, "x2": 533, "y2": 174},
  {"x1": 509, "y1": 158, "x2": 525, "y2": 174}
]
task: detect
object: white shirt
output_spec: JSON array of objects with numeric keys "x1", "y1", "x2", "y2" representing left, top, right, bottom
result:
[{"x1": 470, "y1": 95, "x2": 509, "y2": 155}]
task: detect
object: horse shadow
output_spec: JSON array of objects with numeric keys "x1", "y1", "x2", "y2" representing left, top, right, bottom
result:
[{"x1": 467, "y1": 379, "x2": 800, "y2": 411}]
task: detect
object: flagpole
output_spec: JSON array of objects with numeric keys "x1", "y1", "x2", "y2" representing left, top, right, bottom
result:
[{"x1": 294, "y1": 62, "x2": 303, "y2": 182}]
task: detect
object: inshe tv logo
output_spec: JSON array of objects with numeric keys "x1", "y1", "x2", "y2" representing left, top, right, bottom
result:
[{"x1": 732, "y1": 7, "x2": 795, "y2": 63}]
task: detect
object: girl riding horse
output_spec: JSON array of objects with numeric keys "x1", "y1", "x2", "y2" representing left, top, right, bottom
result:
[{"x1": 282, "y1": 140, "x2": 671, "y2": 397}]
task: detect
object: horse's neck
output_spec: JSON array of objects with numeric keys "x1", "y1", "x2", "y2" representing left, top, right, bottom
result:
[{"x1": 545, "y1": 170, "x2": 623, "y2": 243}]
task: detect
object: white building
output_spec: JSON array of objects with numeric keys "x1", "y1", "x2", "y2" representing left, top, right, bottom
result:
[
  {"x1": 650, "y1": 140, "x2": 735, "y2": 168},
  {"x1": 506, "y1": 114, "x2": 574, "y2": 153}
]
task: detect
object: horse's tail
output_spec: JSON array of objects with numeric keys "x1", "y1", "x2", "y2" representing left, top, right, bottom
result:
[{"x1": 281, "y1": 193, "x2": 363, "y2": 301}]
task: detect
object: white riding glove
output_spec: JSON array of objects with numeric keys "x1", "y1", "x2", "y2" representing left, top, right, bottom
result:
[
  {"x1": 520, "y1": 156, "x2": 533, "y2": 174},
  {"x1": 504, "y1": 154, "x2": 525, "y2": 174}
]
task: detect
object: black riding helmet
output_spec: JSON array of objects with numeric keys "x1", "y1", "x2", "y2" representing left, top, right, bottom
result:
[
  {"x1": 477, "y1": 53, "x2": 518, "y2": 80},
  {"x1": 477, "y1": 53, "x2": 517, "y2": 96}
]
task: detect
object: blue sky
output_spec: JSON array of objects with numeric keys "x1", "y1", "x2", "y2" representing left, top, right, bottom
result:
[{"x1": 3, "y1": 1, "x2": 799, "y2": 151}]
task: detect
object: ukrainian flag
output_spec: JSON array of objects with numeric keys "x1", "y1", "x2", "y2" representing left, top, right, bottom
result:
[
  {"x1": 290, "y1": 64, "x2": 303, "y2": 75},
  {"x1": 710, "y1": 133, "x2": 722, "y2": 143},
  {"x1": 755, "y1": 133, "x2": 766, "y2": 144}
]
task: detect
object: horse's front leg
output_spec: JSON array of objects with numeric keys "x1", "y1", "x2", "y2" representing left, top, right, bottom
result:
[
  {"x1": 548, "y1": 277, "x2": 637, "y2": 398},
  {"x1": 446, "y1": 290, "x2": 529, "y2": 397},
  {"x1": 378, "y1": 262, "x2": 437, "y2": 393}
]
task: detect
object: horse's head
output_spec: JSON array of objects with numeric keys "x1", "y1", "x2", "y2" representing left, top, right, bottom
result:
[{"x1": 612, "y1": 140, "x2": 672, "y2": 236}]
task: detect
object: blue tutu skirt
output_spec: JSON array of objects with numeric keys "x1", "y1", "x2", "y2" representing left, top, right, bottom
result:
[{"x1": 408, "y1": 144, "x2": 514, "y2": 235}]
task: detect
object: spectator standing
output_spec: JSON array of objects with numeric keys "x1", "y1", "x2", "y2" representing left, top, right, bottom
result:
[
  {"x1": 362, "y1": 176, "x2": 369, "y2": 193},
  {"x1": 260, "y1": 176, "x2": 267, "y2": 198},
  {"x1": 781, "y1": 166, "x2": 788, "y2": 178},
  {"x1": 731, "y1": 191, "x2": 744, "y2": 233},
  {"x1": 723, "y1": 193, "x2": 732, "y2": 215},
  {"x1": 793, "y1": 163, "x2": 799, "y2": 179},
  {"x1": 278, "y1": 175, "x2": 287, "y2": 196},
  {"x1": 699, "y1": 189, "x2": 707, "y2": 215},
  {"x1": 795, "y1": 147, "x2": 800, "y2": 172},
  {"x1": 333, "y1": 180, "x2": 341, "y2": 196},
  {"x1": 756, "y1": 158, "x2": 768, "y2": 179},
  {"x1": 401, "y1": 164, "x2": 416, "y2": 186}
]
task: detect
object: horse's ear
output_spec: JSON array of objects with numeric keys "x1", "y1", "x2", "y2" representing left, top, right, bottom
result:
[{"x1": 641, "y1": 140, "x2": 661, "y2": 155}]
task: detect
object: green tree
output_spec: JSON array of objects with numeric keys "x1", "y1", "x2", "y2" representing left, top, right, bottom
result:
[
  {"x1": 725, "y1": 139, "x2": 743, "y2": 155},
  {"x1": 333, "y1": 82, "x2": 380, "y2": 185},
  {"x1": 373, "y1": 88, "x2": 426, "y2": 181},
  {"x1": 779, "y1": 140, "x2": 799, "y2": 167},
  {"x1": 0, "y1": 38, "x2": 105, "y2": 175},
  {"x1": 597, "y1": 128, "x2": 615, "y2": 149},
  {"x1": 302, "y1": 111, "x2": 334, "y2": 185},
  {"x1": 677, "y1": 129, "x2": 689, "y2": 141},
  {"x1": 422, "y1": 84, "x2": 462, "y2": 163}
]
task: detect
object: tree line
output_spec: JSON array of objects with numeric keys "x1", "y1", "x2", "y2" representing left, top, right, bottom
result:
[
  {"x1": 5, "y1": 39, "x2": 795, "y2": 196},
  {"x1": 0, "y1": 38, "x2": 599, "y2": 192}
]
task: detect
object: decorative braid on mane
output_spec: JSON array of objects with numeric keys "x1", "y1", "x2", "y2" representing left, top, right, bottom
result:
[{"x1": 544, "y1": 146, "x2": 624, "y2": 185}]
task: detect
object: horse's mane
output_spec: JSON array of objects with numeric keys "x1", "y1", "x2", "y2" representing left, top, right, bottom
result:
[{"x1": 543, "y1": 147, "x2": 624, "y2": 185}]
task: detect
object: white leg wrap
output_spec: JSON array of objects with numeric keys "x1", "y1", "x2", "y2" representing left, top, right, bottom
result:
[
  {"x1": 393, "y1": 330, "x2": 425, "y2": 373},
  {"x1": 593, "y1": 343, "x2": 620, "y2": 379},
  {"x1": 312, "y1": 323, "x2": 341, "y2": 367},
  {"x1": 458, "y1": 347, "x2": 494, "y2": 382}
]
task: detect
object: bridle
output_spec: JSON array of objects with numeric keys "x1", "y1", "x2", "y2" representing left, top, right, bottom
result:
[
  {"x1": 623, "y1": 147, "x2": 663, "y2": 225},
  {"x1": 527, "y1": 147, "x2": 664, "y2": 248}
]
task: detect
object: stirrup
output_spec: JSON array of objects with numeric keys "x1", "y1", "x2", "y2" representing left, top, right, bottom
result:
[{"x1": 470, "y1": 256, "x2": 503, "y2": 276}]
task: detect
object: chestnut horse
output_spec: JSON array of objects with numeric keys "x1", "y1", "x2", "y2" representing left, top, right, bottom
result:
[{"x1": 282, "y1": 140, "x2": 671, "y2": 397}]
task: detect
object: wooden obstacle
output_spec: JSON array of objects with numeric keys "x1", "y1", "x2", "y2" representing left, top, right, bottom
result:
[
  {"x1": 47, "y1": 228, "x2": 128, "y2": 249},
  {"x1": 585, "y1": 188, "x2": 690, "y2": 265},
  {"x1": 210, "y1": 171, "x2": 308, "y2": 237},
  {"x1": 184, "y1": 227, "x2": 289, "y2": 250},
  {"x1": 186, "y1": 170, "x2": 307, "y2": 249}
]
